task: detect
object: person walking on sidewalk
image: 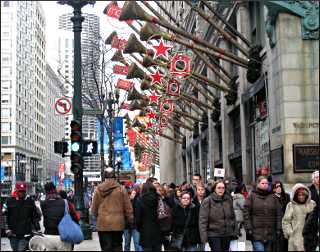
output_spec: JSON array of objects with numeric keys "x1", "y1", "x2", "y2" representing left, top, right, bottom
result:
[
  {"x1": 41, "y1": 182, "x2": 79, "y2": 251},
  {"x1": 170, "y1": 191, "x2": 201, "y2": 251},
  {"x1": 243, "y1": 176, "x2": 282, "y2": 251},
  {"x1": 4, "y1": 181, "x2": 41, "y2": 251},
  {"x1": 91, "y1": 167, "x2": 133, "y2": 251},
  {"x1": 282, "y1": 183, "x2": 316, "y2": 251},
  {"x1": 309, "y1": 170, "x2": 319, "y2": 208},
  {"x1": 199, "y1": 180, "x2": 236, "y2": 251},
  {"x1": 136, "y1": 181, "x2": 162, "y2": 251},
  {"x1": 123, "y1": 187, "x2": 142, "y2": 251},
  {"x1": 271, "y1": 181, "x2": 290, "y2": 251}
]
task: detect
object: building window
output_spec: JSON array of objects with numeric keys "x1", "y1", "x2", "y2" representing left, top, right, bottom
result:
[
  {"x1": 1, "y1": 94, "x2": 11, "y2": 104},
  {"x1": 232, "y1": 107, "x2": 241, "y2": 154},
  {"x1": 3, "y1": 1, "x2": 10, "y2": 7},
  {"x1": 1, "y1": 80, "x2": 11, "y2": 90},
  {"x1": 1, "y1": 122, "x2": 11, "y2": 131},
  {"x1": 1, "y1": 108, "x2": 11, "y2": 117},
  {"x1": 1, "y1": 136, "x2": 11, "y2": 144},
  {"x1": 249, "y1": 1, "x2": 266, "y2": 47}
]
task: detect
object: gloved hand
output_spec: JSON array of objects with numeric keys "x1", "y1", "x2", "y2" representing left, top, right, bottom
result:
[
  {"x1": 276, "y1": 230, "x2": 282, "y2": 238},
  {"x1": 5, "y1": 229, "x2": 13, "y2": 238},
  {"x1": 246, "y1": 230, "x2": 253, "y2": 241}
]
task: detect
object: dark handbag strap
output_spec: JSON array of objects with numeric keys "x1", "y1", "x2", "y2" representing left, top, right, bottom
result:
[{"x1": 63, "y1": 199, "x2": 69, "y2": 216}]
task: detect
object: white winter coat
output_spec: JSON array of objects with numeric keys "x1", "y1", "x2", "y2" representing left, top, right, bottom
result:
[{"x1": 282, "y1": 183, "x2": 316, "y2": 251}]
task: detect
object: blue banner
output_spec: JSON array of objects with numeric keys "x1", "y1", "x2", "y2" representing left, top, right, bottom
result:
[
  {"x1": 122, "y1": 147, "x2": 132, "y2": 170},
  {"x1": 63, "y1": 178, "x2": 72, "y2": 189},
  {"x1": 113, "y1": 117, "x2": 124, "y2": 139},
  {"x1": 0, "y1": 165, "x2": 5, "y2": 182},
  {"x1": 51, "y1": 175, "x2": 59, "y2": 186}
]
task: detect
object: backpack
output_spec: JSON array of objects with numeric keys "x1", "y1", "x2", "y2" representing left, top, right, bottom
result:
[{"x1": 157, "y1": 198, "x2": 172, "y2": 232}]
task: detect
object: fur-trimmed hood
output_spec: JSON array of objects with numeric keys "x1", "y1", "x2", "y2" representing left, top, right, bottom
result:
[{"x1": 291, "y1": 183, "x2": 312, "y2": 204}]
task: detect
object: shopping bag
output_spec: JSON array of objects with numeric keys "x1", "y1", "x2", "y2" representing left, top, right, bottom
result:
[
  {"x1": 229, "y1": 240, "x2": 246, "y2": 251},
  {"x1": 58, "y1": 199, "x2": 84, "y2": 244}
]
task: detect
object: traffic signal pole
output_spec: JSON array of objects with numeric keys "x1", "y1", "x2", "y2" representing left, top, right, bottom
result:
[{"x1": 57, "y1": 0, "x2": 94, "y2": 240}]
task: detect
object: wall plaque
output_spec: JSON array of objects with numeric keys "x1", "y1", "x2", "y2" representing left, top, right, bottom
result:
[
  {"x1": 293, "y1": 144, "x2": 320, "y2": 173},
  {"x1": 271, "y1": 146, "x2": 283, "y2": 174}
]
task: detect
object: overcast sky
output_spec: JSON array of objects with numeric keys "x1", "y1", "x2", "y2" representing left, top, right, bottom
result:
[{"x1": 42, "y1": 1, "x2": 133, "y2": 72}]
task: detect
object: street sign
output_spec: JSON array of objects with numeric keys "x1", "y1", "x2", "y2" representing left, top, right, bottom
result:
[
  {"x1": 83, "y1": 140, "x2": 98, "y2": 156},
  {"x1": 214, "y1": 168, "x2": 225, "y2": 178},
  {"x1": 83, "y1": 108, "x2": 103, "y2": 116},
  {"x1": 55, "y1": 97, "x2": 72, "y2": 115}
]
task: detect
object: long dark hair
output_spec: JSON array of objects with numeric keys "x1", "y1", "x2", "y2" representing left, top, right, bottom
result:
[
  {"x1": 272, "y1": 181, "x2": 287, "y2": 197},
  {"x1": 141, "y1": 181, "x2": 156, "y2": 196}
]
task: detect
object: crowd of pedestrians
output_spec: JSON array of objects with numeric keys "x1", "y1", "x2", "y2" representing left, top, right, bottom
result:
[{"x1": 1, "y1": 169, "x2": 319, "y2": 251}]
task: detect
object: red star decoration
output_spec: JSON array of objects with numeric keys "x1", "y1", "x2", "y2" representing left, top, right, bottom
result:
[
  {"x1": 145, "y1": 136, "x2": 150, "y2": 141},
  {"x1": 149, "y1": 92, "x2": 159, "y2": 104},
  {"x1": 147, "y1": 111, "x2": 157, "y2": 119},
  {"x1": 150, "y1": 69, "x2": 164, "y2": 85},
  {"x1": 146, "y1": 122, "x2": 153, "y2": 128},
  {"x1": 152, "y1": 38, "x2": 172, "y2": 59}
]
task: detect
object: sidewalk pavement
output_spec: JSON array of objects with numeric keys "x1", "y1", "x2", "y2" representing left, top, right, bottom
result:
[{"x1": 1, "y1": 231, "x2": 253, "y2": 251}]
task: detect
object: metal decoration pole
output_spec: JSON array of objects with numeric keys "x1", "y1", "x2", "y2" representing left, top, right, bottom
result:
[{"x1": 57, "y1": 0, "x2": 95, "y2": 240}]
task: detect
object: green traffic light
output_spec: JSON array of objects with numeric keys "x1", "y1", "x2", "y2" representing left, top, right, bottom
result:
[{"x1": 71, "y1": 142, "x2": 80, "y2": 152}]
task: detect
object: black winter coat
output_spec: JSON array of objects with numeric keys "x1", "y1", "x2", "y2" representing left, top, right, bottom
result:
[
  {"x1": 136, "y1": 191, "x2": 162, "y2": 248},
  {"x1": 41, "y1": 198, "x2": 78, "y2": 235},
  {"x1": 309, "y1": 184, "x2": 319, "y2": 208},
  {"x1": 243, "y1": 189, "x2": 282, "y2": 242},
  {"x1": 6, "y1": 196, "x2": 40, "y2": 238},
  {"x1": 303, "y1": 205, "x2": 319, "y2": 252},
  {"x1": 171, "y1": 203, "x2": 201, "y2": 247}
]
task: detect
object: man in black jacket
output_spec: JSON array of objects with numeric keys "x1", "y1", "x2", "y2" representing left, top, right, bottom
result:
[
  {"x1": 5, "y1": 181, "x2": 41, "y2": 251},
  {"x1": 309, "y1": 170, "x2": 319, "y2": 208}
]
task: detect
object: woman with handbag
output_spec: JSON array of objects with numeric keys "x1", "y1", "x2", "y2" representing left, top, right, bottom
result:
[
  {"x1": 199, "y1": 180, "x2": 236, "y2": 251},
  {"x1": 40, "y1": 182, "x2": 80, "y2": 251},
  {"x1": 136, "y1": 181, "x2": 162, "y2": 251},
  {"x1": 170, "y1": 191, "x2": 201, "y2": 251}
]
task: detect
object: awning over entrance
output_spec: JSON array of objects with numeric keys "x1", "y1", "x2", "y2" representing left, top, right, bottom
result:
[{"x1": 242, "y1": 77, "x2": 265, "y2": 102}]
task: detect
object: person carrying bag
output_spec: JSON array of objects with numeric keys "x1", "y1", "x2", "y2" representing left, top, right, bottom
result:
[
  {"x1": 58, "y1": 199, "x2": 84, "y2": 244},
  {"x1": 170, "y1": 191, "x2": 200, "y2": 251}
]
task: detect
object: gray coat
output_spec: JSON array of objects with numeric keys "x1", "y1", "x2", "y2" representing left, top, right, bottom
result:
[
  {"x1": 199, "y1": 192, "x2": 236, "y2": 243},
  {"x1": 232, "y1": 193, "x2": 245, "y2": 222}
]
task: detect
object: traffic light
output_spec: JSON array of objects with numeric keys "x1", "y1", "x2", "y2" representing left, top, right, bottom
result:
[
  {"x1": 70, "y1": 120, "x2": 82, "y2": 174},
  {"x1": 54, "y1": 141, "x2": 69, "y2": 157},
  {"x1": 83, "y1": 140, "x2": 98, "y2": 156}
]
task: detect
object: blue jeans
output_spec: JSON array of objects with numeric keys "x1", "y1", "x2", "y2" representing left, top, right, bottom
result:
[
  {"x1": 123, "y1": 228, "x2": 142, "y2": 251},
  {"x1": 90, "y1": 214, "x2": 97, "y2": 231},
  {"x1": 252, "y1": 240, "x2": 273, "y2": 251},
  {"x1": 9, "y1": 237, "x2": 29, "y2": 251}
]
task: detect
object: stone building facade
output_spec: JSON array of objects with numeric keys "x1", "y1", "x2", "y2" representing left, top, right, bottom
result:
[{"x1": 158, "y1": 1, "x2": 319, "y2": 186}]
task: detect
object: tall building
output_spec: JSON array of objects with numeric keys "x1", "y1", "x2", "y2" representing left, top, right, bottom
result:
[
  {"x1": 45, "y1": 64, "x2": 65, "y2": 182},
  {"x1": 58, "y1": 13, "x2": 101, "y2": 175},
  {"x1": 1, "y1": 1, "x2": 47, "y2": 194},
  {"x1": 158, "y1": 1, "x2": 319, "y2": 186}
]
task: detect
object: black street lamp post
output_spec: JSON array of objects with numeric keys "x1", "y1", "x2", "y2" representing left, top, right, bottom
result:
[
  {"x1": 57, "y1": 0, "x2": 95, "y2": 240},
  {"x1": 107, "y1": 90, "x2": 120, "y2": 170}
]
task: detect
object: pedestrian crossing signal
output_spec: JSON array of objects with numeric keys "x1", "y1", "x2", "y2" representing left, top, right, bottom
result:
[{"x1": 82, "y1": 140, "x2": 98, "y2": 156}]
